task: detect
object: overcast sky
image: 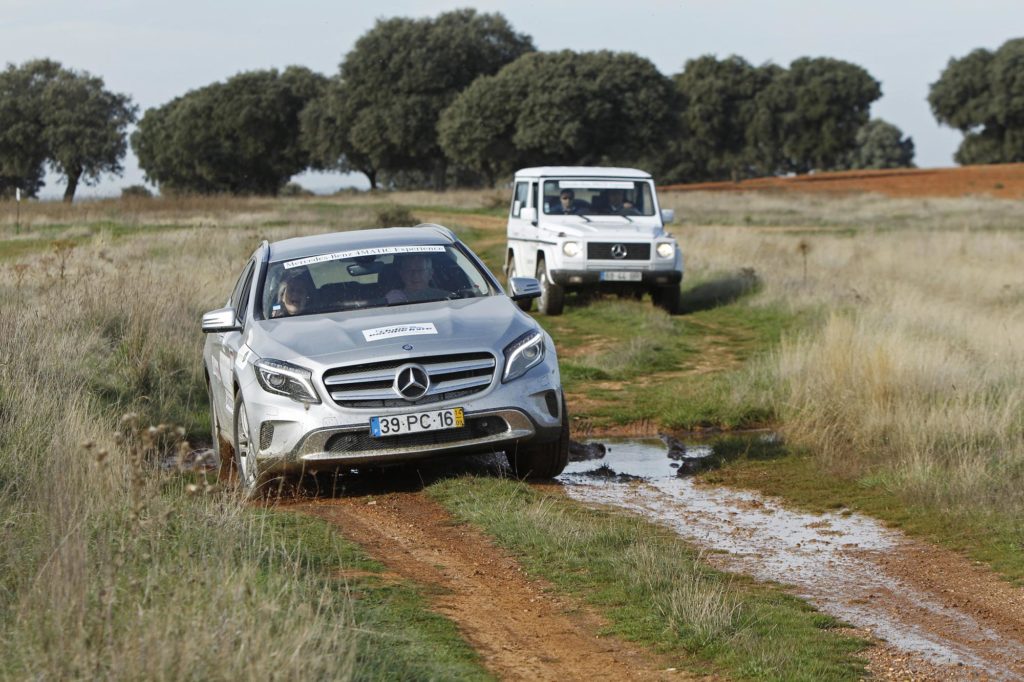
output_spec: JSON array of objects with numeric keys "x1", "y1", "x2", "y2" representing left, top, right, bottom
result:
[{"x1": 3, "y1": 0, "x2": 1022, "y2": 198}]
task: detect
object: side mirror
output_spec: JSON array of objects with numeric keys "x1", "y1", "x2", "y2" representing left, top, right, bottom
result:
[
  {"x1": 661, "y1": 208, "x2": 676, "y2": 224},
  {"x1": 202, "y1": 307, "x2": 241, "y2": 333},
  {"x1": 520, "y1": 207, "x2": 537, "y2": 224},
  {"x1": 509, "y1": 277, "x2": 541, "y2": 301}
]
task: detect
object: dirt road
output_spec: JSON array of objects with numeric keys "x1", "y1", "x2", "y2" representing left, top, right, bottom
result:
[
  {"x1": 562, "y1": 439, "x2": 1024, "y2": 681},
  {"x1": 289, "y1": 485, "x2": 681, "y2": 682},
  {"x1": 269, "y1": 439, "x2": 1024, "y2": 681}
]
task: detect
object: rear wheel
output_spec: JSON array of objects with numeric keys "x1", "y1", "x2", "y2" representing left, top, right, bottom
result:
[
  {"x1": 506, "y1": 257, "x2": 532, "y2": 312},
  {"x1": 536, "y1": 258, "x2": 564, "y2": 316},
  {"x1": 507, "y1": 393, "x2": 570, "y2": 479},
  {"x1": 233, "y1": 391, "x2": 261, "y2": 495}
]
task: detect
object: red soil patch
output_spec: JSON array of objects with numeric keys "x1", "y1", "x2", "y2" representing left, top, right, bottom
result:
[{"x1": 661, "y1": 164, "x2": 1024, "y2": 199}]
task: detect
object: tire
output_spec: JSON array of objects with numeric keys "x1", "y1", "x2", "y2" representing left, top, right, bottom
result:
[
  {"x1": 653, "y1": 285, "x2": 681, "y2": 315},
  {"x1": 208, "y1": 379, "x2": 235, "y2": 481},
  {"x1": 536, "y1": 258, "x2": 564, "y2": 316},
  {"x1": 232, "y1": 390, "x2": 261, "y2": 495},
  {"x1": 507, "y1": 393, "x2": 570, "y2": 479},
  {"x1": 506, "y1": 257, "x2": 532, "y2": 312}
]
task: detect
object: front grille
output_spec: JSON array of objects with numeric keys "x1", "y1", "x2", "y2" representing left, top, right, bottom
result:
[
  {"x1": 324, "y1": 416, "x2": 509, "y2": 453},
  {"x1": 587, "y1": 242, "x2": 651, "y2": 261},
  {"x1": 322, "y1": 352, "x2": 497, "y2": 408}
]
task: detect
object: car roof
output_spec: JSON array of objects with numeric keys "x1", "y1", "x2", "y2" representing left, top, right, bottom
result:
[
  {"x1": 513, "y1": 166, "x2": 652, "y2": 179},
  {"x1": 267, "y1": 225, "x2": 456, "y2": 263}
]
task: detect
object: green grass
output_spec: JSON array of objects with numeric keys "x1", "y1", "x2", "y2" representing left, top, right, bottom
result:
[
  {"x1": 261, "y1": 510, "x2": 490, "y2": 681},
  {"x1": 538, "y1": 293, "x2": 802, "y2": 430},
  {"x1": 429, "y1": 476, "x2": 867, "y2": 681}
]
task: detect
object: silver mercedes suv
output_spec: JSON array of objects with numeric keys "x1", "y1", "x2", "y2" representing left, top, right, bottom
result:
[{"x1": 202, "y1": 225, "x2": 569, "y2": 493}]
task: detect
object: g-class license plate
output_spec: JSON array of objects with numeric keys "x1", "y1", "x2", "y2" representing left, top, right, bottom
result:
[
  {"x1": 370, "y1": 407, "x2": 465, "y2": 437},
  {"x1": 600, "y1": 271, "x2": 642, "y2": 282}
]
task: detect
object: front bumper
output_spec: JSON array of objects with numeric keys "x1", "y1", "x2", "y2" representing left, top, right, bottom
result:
[
  {"x1": 549, "y1": 268, "x2": 682, "y2": 288},
  {"x1": 238, "y1": 364, "x2": 563, "y2": 476}
]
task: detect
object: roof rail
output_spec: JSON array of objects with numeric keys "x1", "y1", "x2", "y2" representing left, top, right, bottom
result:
[{"x1": 415, "y1": 223, "x2": 456, "y2": 242}]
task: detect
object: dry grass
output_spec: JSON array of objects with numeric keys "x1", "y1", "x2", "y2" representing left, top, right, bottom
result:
[
  {"x1": 0, "y1": 222, "x2": 363, "y2": 679},
  {"x1": 668, "y1": 192, "x2": 1024, "y2": 530}
]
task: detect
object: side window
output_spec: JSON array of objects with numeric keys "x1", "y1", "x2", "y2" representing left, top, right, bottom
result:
[
  {"x1": 231, "y1": 261, "x2": 256, "y2": 324},
  {"x1": 510, "y1": 182, "x2": 529, "y2": 217},
  {"x1": 531, "y1": 182, "x2": 538, "y2": 210}
]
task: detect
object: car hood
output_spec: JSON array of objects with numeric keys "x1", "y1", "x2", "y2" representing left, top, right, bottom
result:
[
  {"x1": 246, "y1": 295, "x2": 537, "y2": 369},
  {"x1": 540, "y1": 215, "x2": 666, "y2": 239}
]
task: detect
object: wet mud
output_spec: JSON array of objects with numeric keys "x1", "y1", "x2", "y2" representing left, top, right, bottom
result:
[{"x1": 559, "y1": 437, "x2": 1024, "y2": 680}]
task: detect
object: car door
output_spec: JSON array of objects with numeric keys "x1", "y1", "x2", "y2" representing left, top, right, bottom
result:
[
  {"x1": 212, "y1": 259, "x2": 255, "y2": 427},
  {"x1": 506, "y1": 180, "x2": 532, "y2": 276}
]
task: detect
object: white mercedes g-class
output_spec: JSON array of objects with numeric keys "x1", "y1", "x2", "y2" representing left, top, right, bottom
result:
[{"x1": 504, "y1": 166, "x2": 683, "y2": 315}]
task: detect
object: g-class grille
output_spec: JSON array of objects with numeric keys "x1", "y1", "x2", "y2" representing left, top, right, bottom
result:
[
  {"x1": 587, "y1": 242, "x2": 651, "y2": 260},
  {"x1": 322, "y1": 352, "x2": 497, "y2": 408}
]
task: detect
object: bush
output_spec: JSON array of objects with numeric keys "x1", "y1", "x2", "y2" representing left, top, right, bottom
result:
[
  {"x1": 375, "y1": 204, "x2": 417, "y2": 228},
  {"x1": 121, "y1": 184, "x2": 153, "y2": 199},
  {"x1": 280, "y1": 182, "x2": 314, "y2": 197}
]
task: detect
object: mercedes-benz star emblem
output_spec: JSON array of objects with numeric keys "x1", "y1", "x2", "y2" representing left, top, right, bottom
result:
[
  {"x1": 394, "y1": 364, "x2": 430, "y2": 401},
  {"x1": 611, "y1": 243, "x2": 628, "y2": 259}
]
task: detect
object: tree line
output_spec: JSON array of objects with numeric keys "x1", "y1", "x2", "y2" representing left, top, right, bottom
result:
[{"x1": 1, "y1": 10, "x2": 1021, "y2": 199}]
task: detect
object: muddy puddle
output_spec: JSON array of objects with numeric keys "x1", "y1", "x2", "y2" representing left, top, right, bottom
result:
[{"x1": 558, "y1": 437, "x2": 1024, "y2": 679}]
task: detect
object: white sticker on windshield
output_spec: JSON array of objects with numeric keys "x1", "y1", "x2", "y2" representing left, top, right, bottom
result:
[
  {"x1": 559, "y1": 180, "x2": 635, "y2": 189},
  {"x1": 362, "y1": 322, "x2": 438, "y2": 342},
  {"x1": 284, "y1": 245, "x2": 445, "y2": 270}
]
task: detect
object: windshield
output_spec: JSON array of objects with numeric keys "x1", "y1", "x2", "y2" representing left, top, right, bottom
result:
[
  {"x1": 260, "y1": 244, "x2": 496, "y2": 319},
  {"x1": 542, "y1": 180, "x2": 656, "y2": 216}
]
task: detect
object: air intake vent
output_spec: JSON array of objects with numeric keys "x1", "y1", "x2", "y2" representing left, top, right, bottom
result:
[{"x1": 259, "y1": 422, "x2": 274, "y2": 451}]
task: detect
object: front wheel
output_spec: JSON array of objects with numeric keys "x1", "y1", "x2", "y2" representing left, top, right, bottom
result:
[
  {"x1": 507, "y1": 394, "x2": 570, "y2": 479},
  {"x1": 652, "y1": 285, "x2": 681, "y2": 315},
  {"x1": 208, "y1": 379, "x2": 235, "y2": 481},
  {"x1": 233, "y1": 391, "x2": 261, "y2": 495},
  {"x1": 536, "y1": 260, "x2": 564, "y2": 316}
]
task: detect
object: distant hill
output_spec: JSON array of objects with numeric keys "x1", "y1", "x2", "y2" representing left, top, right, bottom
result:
[{"x1": 661, "y1": 164, "x2": 1024, "y2": 199}]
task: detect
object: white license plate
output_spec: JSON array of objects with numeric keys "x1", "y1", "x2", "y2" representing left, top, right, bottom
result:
[
  {"x1": 370, "y1": 407, "x2": 465, "y2": 437},
  {"x1": 600, "y1": 271, "x2": 643, "y2": 282}
]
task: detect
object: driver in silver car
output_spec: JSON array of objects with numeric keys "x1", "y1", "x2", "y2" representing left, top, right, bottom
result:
[{"x1": 384, "y1": 253, "x2": 450, "y2": 304}]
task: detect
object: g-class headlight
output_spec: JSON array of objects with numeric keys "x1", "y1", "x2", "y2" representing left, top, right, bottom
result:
[
  {"x1": 656, "y1": 242, "x2": 675, "y2": 259},
  {"x1": 254, "y1": 359, "x2": 321, "y2": 404},
  {"x1": 502, "y1": 330, "x2": 546, "y2": 382},
  {"x1": 562, "y1": 241, "x2": 581, "y2": 257}
]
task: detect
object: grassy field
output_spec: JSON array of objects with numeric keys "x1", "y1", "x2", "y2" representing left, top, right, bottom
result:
[
  {"x1": 0, "y1": 206, "x2": 491, "y2": 680},
  {"x1": 2, "y1": 187, "x2": 1023, "y2": 677},
  {"x1": 657, "y1": 191, "x2": 1024, "y2": 580}
]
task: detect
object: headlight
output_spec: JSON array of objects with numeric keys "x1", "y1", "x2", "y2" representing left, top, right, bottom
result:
[
  {"x1": 656, "y1": 242, "x2": 675, "y2": 259},
  {"x1": 254, "y1": 359, "x2": 321, "y2": 404},
  {"x1": 502, "y1": 330, "x2": 546, "y2": 382},
  {"x1": 562, "y1": 241, "x2": 581, "y2": 257}
]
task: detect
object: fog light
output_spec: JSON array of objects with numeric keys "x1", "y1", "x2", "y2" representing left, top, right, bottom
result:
[{"x1": 569, "y1": 275, "x2": 583, "y2": 284}]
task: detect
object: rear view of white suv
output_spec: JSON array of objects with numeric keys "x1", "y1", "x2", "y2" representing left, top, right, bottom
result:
[{"x1": 505, "y1": 166, "x2": 683, "y2": 314}]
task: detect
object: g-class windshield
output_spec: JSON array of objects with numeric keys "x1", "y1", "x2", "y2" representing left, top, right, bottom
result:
[
  {"x1": 260, "y1": 245, "x2": 495, "y2": 319},
  {"x1": 542, "y1": 180, "x2": 655, "y2": 216}
]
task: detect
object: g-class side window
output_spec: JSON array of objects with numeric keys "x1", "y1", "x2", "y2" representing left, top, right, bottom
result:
[{"x1": 510, "y1": 182, "x2": 529, "y2": 217}]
